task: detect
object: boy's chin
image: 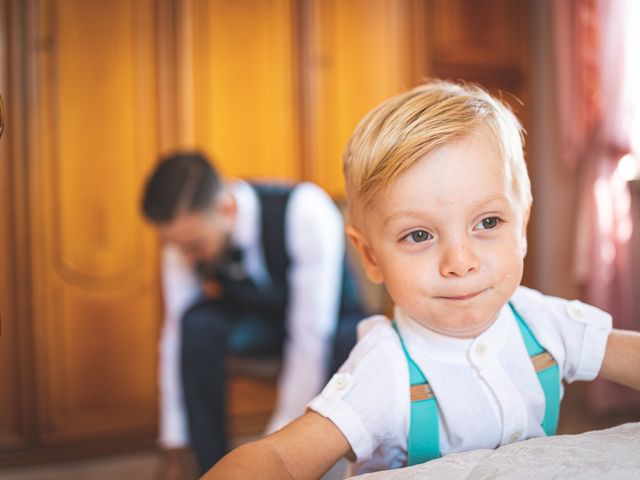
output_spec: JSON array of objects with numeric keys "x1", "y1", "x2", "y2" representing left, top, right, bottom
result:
[{"x1": 429, "y1": 316, "x2": 498, "y2": 339}]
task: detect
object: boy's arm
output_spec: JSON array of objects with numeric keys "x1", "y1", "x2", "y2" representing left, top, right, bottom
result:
[
  {"x1": 599, "y1": 328, "x2": 640, "y2": 390},
  {"x1": 202, "y1": 411, "x2": 352, "y2": 480}
]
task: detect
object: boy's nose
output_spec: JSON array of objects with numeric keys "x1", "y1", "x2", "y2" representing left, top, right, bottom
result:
[{"x1": 439, "y1": 241, "x2": 479, "y2": 277}]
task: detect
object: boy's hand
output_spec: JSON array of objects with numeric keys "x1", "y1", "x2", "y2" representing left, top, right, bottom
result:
[{"x1": 599, "y1": 329, "x2": 640, "y2": 390}]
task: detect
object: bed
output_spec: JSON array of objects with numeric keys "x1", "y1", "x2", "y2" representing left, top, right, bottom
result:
[{"x1": 350, "y1": 422, "x2": 640, "y2": 479}]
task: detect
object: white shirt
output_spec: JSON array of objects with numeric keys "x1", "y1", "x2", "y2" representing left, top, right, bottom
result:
[
  {"x1": 308, "y1": 286, "x2": 612, "y2": 475},
  {"x1": 159, "y1": 180, "x2": 345, "y2": 447}
]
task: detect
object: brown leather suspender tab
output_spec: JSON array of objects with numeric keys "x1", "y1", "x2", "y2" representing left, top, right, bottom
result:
[
  {"x1": 410, "y1": 383, "x2": 434, "y2": 402},
  {"x1": 532, "y1": 351, "x2": 556, "y2": 373}
]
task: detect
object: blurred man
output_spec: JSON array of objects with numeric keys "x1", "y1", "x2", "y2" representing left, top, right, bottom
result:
[{"x1": 141, "y1": 152, "x2": 364, "y2": 477}]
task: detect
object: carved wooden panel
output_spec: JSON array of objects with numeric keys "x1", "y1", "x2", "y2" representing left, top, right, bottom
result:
[
  {"x1": 302, "y1": 0, "x2": 416, "y2": 197},
  {"x1": 430, "y1": 0, "x2": 526, "y2": 69},
  {"x1": 30, "y1": 0, "x2": 161, "y2": 441},
  {"x1": 426, "y1": 0, "x2": 530, "y2": 95},
  {"x1": 180, "y1": 0, "x2": 299, "y2": 180}
]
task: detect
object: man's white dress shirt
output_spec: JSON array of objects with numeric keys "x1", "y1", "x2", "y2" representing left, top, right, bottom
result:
[
  {"x1": 159, "y1": 180, "x2": 345, "y2": 447},
  {"x1": 309, "y1": 286, "x2": 612, "y2": 475}
]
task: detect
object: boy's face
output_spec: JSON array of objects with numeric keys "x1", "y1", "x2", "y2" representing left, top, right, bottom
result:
[{"x1": 349, "y1": 126, "x2": 529, "y2": 338}]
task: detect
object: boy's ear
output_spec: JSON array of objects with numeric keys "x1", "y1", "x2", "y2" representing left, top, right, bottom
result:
[{"x1": 346, "y1": 225, "x2": 384, "y2": 284}]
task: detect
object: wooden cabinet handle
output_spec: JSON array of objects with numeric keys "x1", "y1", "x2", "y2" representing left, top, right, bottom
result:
[{"x1": 0, "y1": 94, "x2": 4, "y2": 139}]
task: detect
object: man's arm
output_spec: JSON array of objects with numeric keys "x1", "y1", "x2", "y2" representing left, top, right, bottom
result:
[
  {"x1": 265, "y1": 183, "x2": 345, "y2": 432},
  {"x1": 599, "y1": 328, "x2": 640, "y2": 390},
  {"x1": 158, "y1": 247, "x2": 202, "y2": 478},
  {"x1": 203, "y1": 412, "x2": 351, "y2": 480}
]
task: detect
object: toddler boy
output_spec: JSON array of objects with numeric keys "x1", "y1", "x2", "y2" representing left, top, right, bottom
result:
[{"x1": 203, "y1": 81, "x2": 640, "y2": 479}]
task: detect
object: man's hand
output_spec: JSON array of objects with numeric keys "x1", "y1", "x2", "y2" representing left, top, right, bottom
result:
[{"x1": 156, "y1": 448, "x2": 198, "y2": 480}]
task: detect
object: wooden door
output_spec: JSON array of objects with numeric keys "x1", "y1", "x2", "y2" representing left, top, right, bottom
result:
[
  {"x1": 175, "y1": 0, "x2": 301, "y2": 181},
  {"x1": 26, "y1": 0, "x2": 161, "y2": 452},
  {"x1": 301, "y1": 0, "x2": 416, "y2": 197}
]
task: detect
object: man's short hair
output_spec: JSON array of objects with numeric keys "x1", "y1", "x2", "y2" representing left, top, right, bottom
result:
[
  {"x1": 343, "y1": 80, "x2": 531, "y2": 225},
  {"x1": 141, "y1": 151, "x2": 222, "y2": 223}
]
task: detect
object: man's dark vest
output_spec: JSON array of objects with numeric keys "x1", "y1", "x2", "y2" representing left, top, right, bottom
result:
[{"x1": 207, "y1": 183, "x2": 363, "y2": 323}]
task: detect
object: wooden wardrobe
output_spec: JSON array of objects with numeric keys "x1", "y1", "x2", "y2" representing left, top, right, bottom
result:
[{"x1": 0, "y1": 0, "x2": 531, "y2": 466}]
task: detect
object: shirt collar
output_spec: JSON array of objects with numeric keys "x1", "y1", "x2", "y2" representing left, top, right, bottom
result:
[{"x1": 394, "y1": 303, "x2": 512, "y2": 365}]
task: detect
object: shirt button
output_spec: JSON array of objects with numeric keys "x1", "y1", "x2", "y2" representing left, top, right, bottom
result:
[
  {"x1": 333, "y1": 374, "x2": 350, "y2": 390},
  {"x1": 568, "y1": 301, "x2": 585, "y2": 319},
  {"x1": 509, "y1": 431, "x2": 522, "y2": 443},
  {"x1": 475, "y1": 342, "x2": 487, "y2": 356},
  {"x1": 320, "y1": 373, "x2": 353, "y2": 402}
]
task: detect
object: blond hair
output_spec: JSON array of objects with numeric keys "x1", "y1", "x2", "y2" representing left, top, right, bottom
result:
[{"x1": 343, "y1": 80, "x2": 531, "y2": 224}]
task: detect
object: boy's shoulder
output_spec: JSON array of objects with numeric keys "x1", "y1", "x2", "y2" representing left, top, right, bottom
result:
[
  {"x1": 354, "y1": 314, "x2": 402, "y2": 350},
  {"x1": 315, "y1": 313, "x2": 409, "y2": 415},
  {"x1": 510, "y1": 285, "x2": 562, "y2": 315},
  {"x1": 509, "y1": 287, "x2": 612, "y2": 383},
  {"x1": 356, "y1": 314, "x2": 396, "y2": 340},
  {"x1": 510, "y1": 285, "x2": 607, "y2": 325},
  {"x1": 339, "y1": 314, "x2": 407, "y2": 373},
  {"x1": 311, "y1": 315, "x2": 411, "y2": 466}
]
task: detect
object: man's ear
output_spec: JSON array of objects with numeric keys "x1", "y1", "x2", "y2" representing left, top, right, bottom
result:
[
  {"x1": 215, "y1": 191, "x2": 237, "y2": 230},
  {"x1": 346, "y1": 225, "x2": 384, "y2": 284}
]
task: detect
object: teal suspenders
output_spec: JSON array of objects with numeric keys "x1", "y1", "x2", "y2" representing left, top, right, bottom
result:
[
  {"x1": 391, "y1": 321, "x2": 440, "y2": 465},
  {"x1": 393, "y1": 302, "x2": 560, "y2": 466},
  {"x1": 508, "y1": 302, "x2": 560, "y2": 436}
]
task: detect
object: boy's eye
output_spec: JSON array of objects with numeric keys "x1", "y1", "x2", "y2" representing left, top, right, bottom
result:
[
  {"x1": 475, "y1": 216, "x2": 501, "y2": 230},
  {"x1": 404, "y1": 230, "x2": 432, "y2": 243}
]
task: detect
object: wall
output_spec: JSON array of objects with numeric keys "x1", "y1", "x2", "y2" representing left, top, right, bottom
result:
[{"x1": 529, "y1": 0, "x2": 580, "y2": 298}]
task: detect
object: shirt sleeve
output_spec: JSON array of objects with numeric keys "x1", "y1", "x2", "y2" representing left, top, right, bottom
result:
[
  {"x1": 513, "y1": 287, "x2": 613, "y2": 383},
  {"x1": 264, "y1": 183, "x2": 345, "y2": 433},
  {"x1": 308, "y1": 316, "x2": 409, "y2": 462},
  {"x1": 158, "y1": 246, "x2": 202, "y2": 448}
]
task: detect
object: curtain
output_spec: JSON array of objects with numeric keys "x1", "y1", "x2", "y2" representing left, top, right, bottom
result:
[{"x1": 556, "y1": 0, "x2": 640, "y2": 413}]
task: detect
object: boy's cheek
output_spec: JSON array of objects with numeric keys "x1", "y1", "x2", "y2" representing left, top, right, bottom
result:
[{"x1": 520, "y1": 236, "x2": 528, "y2": 257}]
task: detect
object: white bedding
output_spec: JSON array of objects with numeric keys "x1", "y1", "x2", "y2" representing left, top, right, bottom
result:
[{"x1": 350, "y1": 423, "x2": 640, "y2": 479}]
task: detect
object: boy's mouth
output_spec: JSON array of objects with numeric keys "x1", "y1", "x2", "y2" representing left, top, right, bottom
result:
[{"x1": 438, "y1": 289, "x2": 486, "y2": 301}]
